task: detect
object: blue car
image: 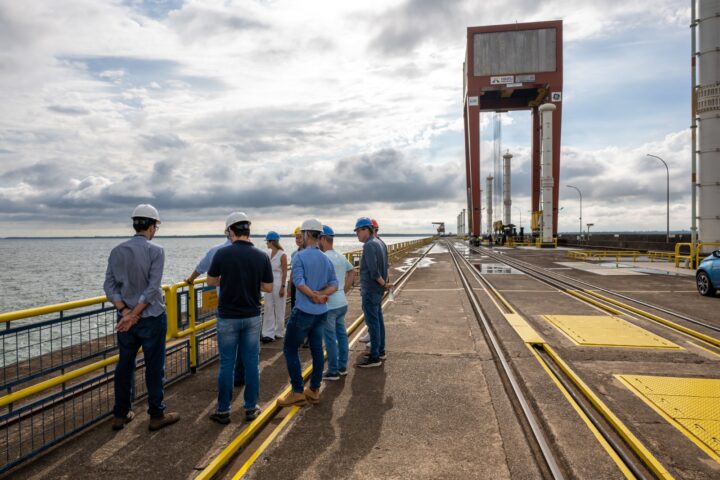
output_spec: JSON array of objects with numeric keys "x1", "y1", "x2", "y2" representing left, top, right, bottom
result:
[{"x1": 696, "y1": 250, "x2": 720, "y2": 297}]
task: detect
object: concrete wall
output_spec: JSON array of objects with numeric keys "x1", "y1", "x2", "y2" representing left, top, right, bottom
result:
[{"x1": 473, "y1": 29, "x2": 556, "y2": 76}]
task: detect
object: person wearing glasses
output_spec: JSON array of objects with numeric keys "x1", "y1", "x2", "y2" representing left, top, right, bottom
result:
[{"x1": 104, "y1": 204, "x2": 180, "y2": 432}]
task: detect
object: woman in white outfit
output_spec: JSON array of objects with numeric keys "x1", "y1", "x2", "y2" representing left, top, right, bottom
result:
[{"x1": 261, "y1": 231, "x2": 288, "y2": 343}]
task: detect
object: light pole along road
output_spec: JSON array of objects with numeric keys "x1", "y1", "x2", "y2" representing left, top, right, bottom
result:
[
  {"x1": 646, "y1": 154, "x2": 670, "y2": 243},
  {"x1": 566, "y1": 185, "x2": 583, "y2": 243}
]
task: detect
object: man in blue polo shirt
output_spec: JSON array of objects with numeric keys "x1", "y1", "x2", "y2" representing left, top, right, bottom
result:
[
  {"x1": 206, "y1": 212, "x2": 273, "y2": 423},
  {"x1": 354, "y1": 217, "x2": 392, "y2": 368},
  {"x1": 278, "y1": 218, "x2": 338, "y2": 406}
]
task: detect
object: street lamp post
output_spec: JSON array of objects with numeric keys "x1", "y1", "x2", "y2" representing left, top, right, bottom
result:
[
  {"x1": 566, "y1": 185, "x2": 583, "y2": 243},
  {"x1": 646, "y1": 154, "x2": 670, "y2": 243},
  {"x1": 514, "y1": 206, "x2": 522, "y2": 229}
]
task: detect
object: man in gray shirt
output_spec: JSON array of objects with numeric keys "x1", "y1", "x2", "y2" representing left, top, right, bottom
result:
[{"x1": 104, "y1": 204, "x2": 180, "y2": 431}]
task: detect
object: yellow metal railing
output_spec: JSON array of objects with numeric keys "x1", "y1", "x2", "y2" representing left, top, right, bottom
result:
[
  {"x1": 0, "y1": 237, "x2": 433, "y2": 409},
  {"x1": 675, "y1": 242, "x2": 694, "y2": 268},
  {"x1": 0, "y1": 237, "x2": 433, "y2": 472}
]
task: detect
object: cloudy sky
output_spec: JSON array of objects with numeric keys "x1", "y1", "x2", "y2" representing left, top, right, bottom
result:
[{"x1": 0, "y1": 0, "x2": 690, "y2": 236}]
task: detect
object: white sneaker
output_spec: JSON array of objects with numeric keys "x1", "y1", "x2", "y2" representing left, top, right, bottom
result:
[{"x1": 359, "y1": 333, "x2": 370, "y2": 343}]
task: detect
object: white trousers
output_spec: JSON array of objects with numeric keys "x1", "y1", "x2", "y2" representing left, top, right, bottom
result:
[{"x1": 262, "y1": 283, "x2": 286, "y2": 338}]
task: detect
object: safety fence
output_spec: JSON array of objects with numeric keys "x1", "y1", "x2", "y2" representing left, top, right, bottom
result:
[
  {"x1": 674, "y1": 242, "x2": 720, "y2": 269},
  {"x1": 0, "y1": 237, "x2": 433, "y2": 473},
  {"x1": 567, "y1": 242, "x2": 720, "y2": 269}
]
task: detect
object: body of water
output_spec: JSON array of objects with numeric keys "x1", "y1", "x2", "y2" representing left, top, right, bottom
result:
[{"x1": 0, "y1": 235, "x2": 424, "y2": 313}]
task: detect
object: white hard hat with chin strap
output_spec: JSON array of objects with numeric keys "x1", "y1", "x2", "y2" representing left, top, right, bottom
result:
[{"x1": 131, "y1": 204, "x2": 161, "y2": 223}]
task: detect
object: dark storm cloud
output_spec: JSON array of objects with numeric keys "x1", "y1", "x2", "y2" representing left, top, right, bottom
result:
[
  {"x1": 189, "y1": 105, "x2": 372, "y2": 159},
  {"x1": 0, "y1": 162, "x2": 66, "y2": 187},
  {"x1": 168, "y1": 4, "x2": 267, "y2": 39},
  {"x1": 140, "y1": 133, "x2": 188, "y2": 151},
  {"x1": 47, "y1": 105, "x2": 90, "y2": 116},
  {"x1": 0, "y1": 149, "x2": 462, "y2": 223},
  {"x1": 366, "y1": 0, "x2": 546, "y2": 57},
  {"x1": 368, "y1": 0, "x2": 465, "y2": 56}
]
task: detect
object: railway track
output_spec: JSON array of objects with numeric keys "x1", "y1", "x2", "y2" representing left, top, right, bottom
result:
[
  {"x1": 446, "y1": 240, "x2": 679, "y2": 479},
  {"x1": 467, "y1": 244, "x2": 720, "y2": 351}
]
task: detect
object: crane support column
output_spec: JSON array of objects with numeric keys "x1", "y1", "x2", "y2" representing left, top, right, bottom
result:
[{"x1": 540, "y1": 103, "x2": 556, "y2": 246}]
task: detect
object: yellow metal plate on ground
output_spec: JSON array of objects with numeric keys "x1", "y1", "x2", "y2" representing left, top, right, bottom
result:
[
  {"x1": 543, "y1": 315, "x2": 680, "y2": 349},
  {"x1": 617, "y1": 375, "x2": 720, "y2": 463},
  {"x1": 503, "y1": 313, "x2": 545, "y2": 344}
]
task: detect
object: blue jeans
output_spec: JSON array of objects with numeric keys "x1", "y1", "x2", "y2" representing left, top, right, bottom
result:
[
  {"x1": 283, "y1": 308, "x2": 326, "y2": 392},
  {"x1": 324, "y1": 305, "x2": 349, "y2": 373},
  {"x1": 114, "y1": 313, "x2": 167, "y2": 418},
  {"x1": 216, "y1": 316, "x2": 261, "y2": 412},
  {"x1": 362, "y1": 291, "x2": 385, "y2": 359}
]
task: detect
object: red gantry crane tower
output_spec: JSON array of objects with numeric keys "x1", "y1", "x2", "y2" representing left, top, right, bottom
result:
[{"x1": 463, "y1": 21, "x2": 563, "y2": 240}]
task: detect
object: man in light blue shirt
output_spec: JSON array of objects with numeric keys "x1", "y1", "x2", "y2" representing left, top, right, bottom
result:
[
  {"x1": 185, "y1": 238, "x2": 232, "y2": 285},
  {"x1": 278, "y1": 219, "x2": 338, "y2": 407},
  {"x1": 319, "y1": 225, "x2": 356, "y2": 380}
]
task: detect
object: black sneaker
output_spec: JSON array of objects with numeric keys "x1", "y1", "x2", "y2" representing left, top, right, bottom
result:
[
  {"x1": 338, "y1": 368, "x2": 348, "y2": 376},
  {"x1": 245, "y1": 407, "x2": 261, "y2": 422},
  {"x1": 261, "y1": 336, "x2": 275, "y2": 344},
  {"x1": 356, "y1": 356, "x2": 382, "y2": 368},
  {"x1": 379, "y1": 351, "x2": 387, "y2": 360},
  {"x1": 209, "y1": 411, "x2": 231, "y2": 425},
  {"x1": 323, "y1": 371, "x2": 340, "y2": 381}
]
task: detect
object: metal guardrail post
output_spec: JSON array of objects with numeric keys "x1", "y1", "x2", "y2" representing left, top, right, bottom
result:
[
  {"x1": 165, "y1": 285, "x2": 179, "y2": 340},
  {"x1": 188, "y1": 283, "x2": 198, "y2": 372}
]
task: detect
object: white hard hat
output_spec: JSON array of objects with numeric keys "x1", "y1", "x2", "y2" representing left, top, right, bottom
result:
[
  {"x1": 300, "y1": 218, "x2": 322, "y2": 232},
  {"x1": 225, "y1": 211, "x2": 251, "y2": 229},
  {"x1": 131, "y1": 204, "x2": 161, "y2": 223}
]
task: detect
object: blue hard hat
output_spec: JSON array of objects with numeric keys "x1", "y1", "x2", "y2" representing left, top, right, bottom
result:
[
  {"x1": 320, "y1": 225, "x2": 335, "y2": 237},
  {"x1": 354, "y1": 217, "x2": 373, "y2": 231},
  {"x1": 265, "y1": 231, "x2": 280, "y2": 241}
]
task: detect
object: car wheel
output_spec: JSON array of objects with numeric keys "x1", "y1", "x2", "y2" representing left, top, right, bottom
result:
[{"x1": 696, "y1": 271, "x2": 717, "y2": 297}]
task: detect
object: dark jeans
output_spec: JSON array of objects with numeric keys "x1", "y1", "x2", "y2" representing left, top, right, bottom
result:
[
  {"x1": 362, "y1": 291, "x2": 385, "y2": 358},
  {"x1": 235, "y1": 345, "x2": 244, "y2": 384},
  {"x1": 114, "y1": 313, "x2": 167, "y2": 419},
  {"x1": 216, "y1": 316, "x2": 261, "y2": 412},
  {"x1": 283, "y1": 308, "x2": 326, "y2": 392}
]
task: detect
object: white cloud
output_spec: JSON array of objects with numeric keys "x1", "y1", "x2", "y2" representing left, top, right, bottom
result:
[{"x1": 0, "y1": 0, "x2": 693, "y2": 236}]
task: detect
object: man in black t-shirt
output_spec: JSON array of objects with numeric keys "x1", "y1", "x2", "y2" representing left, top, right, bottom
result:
[{"x1": 207, "y1": 212, "x2": 273, "y2": 424}]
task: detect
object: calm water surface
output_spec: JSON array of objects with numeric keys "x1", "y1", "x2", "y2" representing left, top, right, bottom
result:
[{"x1": 0, "y1": 236, "x2": 424, "y2": 313}]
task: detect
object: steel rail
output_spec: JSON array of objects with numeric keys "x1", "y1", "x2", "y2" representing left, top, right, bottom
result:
[
  {"x1": 446, "y1": 242, "x2": 565, "y2": 480},
  {"x1": 197, "y1": 241, "x2": 436, "y2": 480},
  {"x1": 525, "y1": 250, "x2": 717, "y2": 333},
  {"x1": 451, "y1": 242, "x2": 672, "y2": 479},
  {"x1": 469, "y1": 246, "x2": 720, "y2": 345}
]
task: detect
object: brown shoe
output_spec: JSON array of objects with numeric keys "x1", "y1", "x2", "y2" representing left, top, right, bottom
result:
[
  {"x1": 111, "y1": 411, "x2": 135, "y2": 431},
  {"x1": 304, "y1": 387, "x2": 320, "y2": 405},
  {"x1": 277, "y1": 390, "x2": 307, "y2": 407},
  {"x1": 148, "y1": 412, "x2": 180, "y2": 431}
]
